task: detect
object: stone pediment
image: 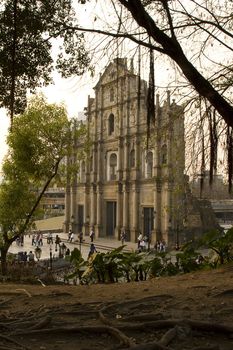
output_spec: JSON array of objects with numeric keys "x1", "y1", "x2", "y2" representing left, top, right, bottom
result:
[{"x1": 94, "y1": 58, "x2": 134, "y2": 89}]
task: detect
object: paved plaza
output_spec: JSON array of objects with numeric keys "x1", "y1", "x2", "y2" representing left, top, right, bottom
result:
[{"x1": 9, "y1": 232, "x2": 137, "y2": 261}]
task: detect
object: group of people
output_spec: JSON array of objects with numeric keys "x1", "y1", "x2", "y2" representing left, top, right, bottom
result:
[
  {"x1": 154, "y1": 240, "x2": 167, "y2": 252},
  {"x1": 15, "y1": 227, "x2": 169, "y2": 263},
  {"x1": 137, "y1": 232, "x2": 151, "y2": 251},
  {"x1": 67, "y1": 227, "x2": 97, "y2": 260},
  {"x1": 17, "y1": 250, "x2": 35, "y2": 263},
  {"x1": 31, "y1": 231, "x2": 43, "y2": 247}
]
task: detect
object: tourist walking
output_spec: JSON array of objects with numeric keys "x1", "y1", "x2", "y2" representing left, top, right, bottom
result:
[
  {"x1": 120, "y1": 229, "x2": 126, "y2": 245},
  {"x1": 137, "y1": 232, "x2": 143, "y2": 249},
  {"x1": 68, "y1": 231, "x2": 74, "y2": 243},
  {"x1": 89, "y1": 228, "x2": 95, "y2": 242},
  {"x1": 68, "y1": 229, "x2": 72, "y2": 242},
  {"x1": 88, "y1": 243, "x2": 97, "y2": 259},
  {"x1": 55, "y1": 234, "x2": 61, "y2": 251}
]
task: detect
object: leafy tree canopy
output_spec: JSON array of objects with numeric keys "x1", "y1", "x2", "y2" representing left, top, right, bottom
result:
[
  {"x1": 0, "y1": 95, "x2": 76, "y2": 274},
  {"x1": 0, "y1": 0, "x2": 91, "y2": 123}
]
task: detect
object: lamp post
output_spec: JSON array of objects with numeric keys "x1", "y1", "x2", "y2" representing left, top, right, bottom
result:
[
  {"x1": 49, "y1": 243, "x2": 52, "y2": 269},
  {"x1": 78, "y1": 231, "x2": 83, "y2": 253}
]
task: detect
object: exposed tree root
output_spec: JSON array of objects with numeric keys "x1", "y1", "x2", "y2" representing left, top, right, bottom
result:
[
  {"x1": 29, "y1": 316, "x2": 51, "y2": 330},
  {"x1": 116, "y1": 318, "x2": 233, "y2": 335},
  {"x1": 192, "y1": 346, "x2": 220, "y2": 350},
  {"x1": 99, "y1": 309, "x2": 113, "y2": 326},
  {"x1": 118, "y1": 341, "x2": 172, "y2": 350},
  {"x1": 158, "y1": 326, "x2": 178, "y2": 346},
  {"x1": 213, "y1": 289, "x2": 233, "y2": 297},
  {"x1": 11, "y1": 325, "x2": 135, "y2": 347},
  {"x1": 15, "y1": 289, "x2": 32, "y2": 298},
  {"x1": 123, "y1": 313, "x2": 165, "y2": 322},
  {"x1": 0, "y1": 334, "x2": 30, "y2": 349},
  {"x1": 97, "y1": 295, "x2": 173, "y2": 316},
  {"x1": 0, "y1": 298, "x2": 12, "y2": 307}
]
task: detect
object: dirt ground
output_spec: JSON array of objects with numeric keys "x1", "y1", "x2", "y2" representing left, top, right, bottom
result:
[{"x1": 0, "y1": 266, "x2": 233, "y2": 350}]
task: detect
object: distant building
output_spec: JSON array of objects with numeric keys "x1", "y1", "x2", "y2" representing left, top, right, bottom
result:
[
  {"x1": 190, "y1": 171, "x2": 233, "y2": 227},
  {"x1": 64, "y1": 58, "x2": 185, "y2": 247},
  {"x1": 40, "y1": 186, "x2": 65, "y2": 218},
  {"x1": 191, "y1": 171, "x2": 233, "y2": 200}
]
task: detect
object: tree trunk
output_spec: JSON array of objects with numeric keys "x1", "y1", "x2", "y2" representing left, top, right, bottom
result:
[
  {"x1": 0, "y1": 248, "x2": 8, "y2": 276},
  {"x1": 119, "y1": 0, "x2": 233, "y2": 128}
]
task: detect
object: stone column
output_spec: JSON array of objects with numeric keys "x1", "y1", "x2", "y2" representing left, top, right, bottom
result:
[
  {"x1": 63, "y1": 181, "x2": 71, "y2": 233},
  {"x1": 122, "y1": 182, "x2": 129, "y2": 230},
  {"x1": 155, "y1": 180, "x2": 162, "y2": 241},
  {"x1": 96, "y1": 184, "x2": 102, "y2": 238},
  {"x1": 90, "y1": 185, "x2": 96, "y2": 227},
  {"x1": 164, "y1": 182, "x2": 172, "y2": 246},
  {"x1": 131, "y1": 182, "x2": 139, "y2": 242},
  {"x1": 116, "y1": 183, "x2": 123, "y2": 239},
  {"x1": 84, "y1": 186, "x2": 89, "y2": 236}
]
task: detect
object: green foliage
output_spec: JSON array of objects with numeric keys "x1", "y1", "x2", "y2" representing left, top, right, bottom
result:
[
  {"x1": 0, "y1": 178, "x2": 36, "y2": 242},
  {"x1": 83, "y1": 245, "x2": 125, "y2": 283},
  {"x1": 118, "y1": 250, "x2": 143, "y2": 282},
  {"x1": 0, "y1": 0, "x2": 91, "y2": 118},
  {"x1": 150, "y1": 255, "x2": 163, "y2": 277},
  {"x1": 175, "y1": 241, "x2": 203, "y2": 273},
  {"x1": 65, "y1": 248, "x2": 87, "y2": 282},
  {"x1": 197, "y1": 228, "x2": 233, "y2": 265},
  {"x1": 6, "y1": 95, "x2": 70, "y2": 181},
  {"x1": 0, "y1": 95, "x2": 74, "y2": 274}
]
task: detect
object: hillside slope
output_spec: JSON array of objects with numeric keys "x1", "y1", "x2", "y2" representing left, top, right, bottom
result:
[{"x1": 0, "y1": 267, "x2": 233, "y2": 349}]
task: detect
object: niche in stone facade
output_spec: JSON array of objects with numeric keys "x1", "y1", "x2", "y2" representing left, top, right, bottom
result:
[
  {"x1": 108, "y1": 153, "x2": 117, "y2": 181},
  {"x1": 130, "y1": 149, "x2": 135, "y2": 168},
  {"x1": 161, "y1": 144, "x2": 167, "y2": 165},
  {"x1": 108, "y1": 113, "x2": 115, "y2": 135},
  {"x1": 146, "y1": 151, "x2": 153, "y2": 178}
]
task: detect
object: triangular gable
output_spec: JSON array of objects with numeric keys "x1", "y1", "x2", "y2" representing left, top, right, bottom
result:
[{"x1": 94, "y1": 58, "x2": 135, "y2": 90}]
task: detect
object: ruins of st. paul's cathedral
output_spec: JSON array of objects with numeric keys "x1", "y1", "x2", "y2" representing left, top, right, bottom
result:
[{"x1": 64, "y1": 58, "x2": 186, "y2": 247}]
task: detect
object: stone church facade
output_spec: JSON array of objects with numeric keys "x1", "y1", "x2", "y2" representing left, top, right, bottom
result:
[{"x1": 64, "y1": 58, "x2": 185, "y2": 247}]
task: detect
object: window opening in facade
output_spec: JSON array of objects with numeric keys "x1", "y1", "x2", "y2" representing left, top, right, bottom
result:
[
  {"x1": 146, "y1": 151, "x2": 153, "y2": 178},
  {"x1": 106, "y1": 201, "x2": 116, "y2": 236},
  {"x1": 161, "y1": 144, "x2": 167, "y2": 164},
  {"x1": 109, "y1": 153, "x2": 117, "y2": 180},
  {"x1": 110, "y1": 88, "x2": 114, "y2": 102},
  {"x1": 78, "y1": 205, "x2": 84, "y2": 233},
  {"x1": 109, "y1": 113, "x2": 114, "y2": 135},
  {"x1": 130, "y1": 149, "x2": 135, "y2": 168},
  {"x1": 143, "y1": 207, "x2": 154, "y2": 237},
  {"x1": 81, "y1": 161, "x2": 85, "y2": 182}
]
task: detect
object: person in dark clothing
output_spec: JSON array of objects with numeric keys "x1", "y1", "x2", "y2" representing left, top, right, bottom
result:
[
  {"x1": 89, "y1": 228, "x2": 95, "y2": 242},
  {"x1": 55, "y1": 235, "x2": 61, "y2": 251},
  {"x1": 88, "y1": 243, "x2": 97, "y2": 259}
]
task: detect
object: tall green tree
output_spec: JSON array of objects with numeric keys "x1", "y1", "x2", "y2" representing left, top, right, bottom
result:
[
  {"x1": 0, "y1": 0, "x2": 91, "y2": 126},
  {"x1": 0, "y1": 95, "x2": 86, "y2": 275}
]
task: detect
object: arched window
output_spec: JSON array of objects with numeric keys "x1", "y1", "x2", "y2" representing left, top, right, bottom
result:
[
  {"x1": 161, "y1": 144, "x2": 167, "y2": 165},
  {"x1": 109, "y1": 113, "x2": 114, "y2": 135},
  {"x1": 109, "y1": 153, "x2": 117, "y2": 180},
  {"x1": 146, "y1": 151, "x2": 153, "y2": 178},
  {"x1": 130, "y1": 149, "x2": 135, "y2": 168}
]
